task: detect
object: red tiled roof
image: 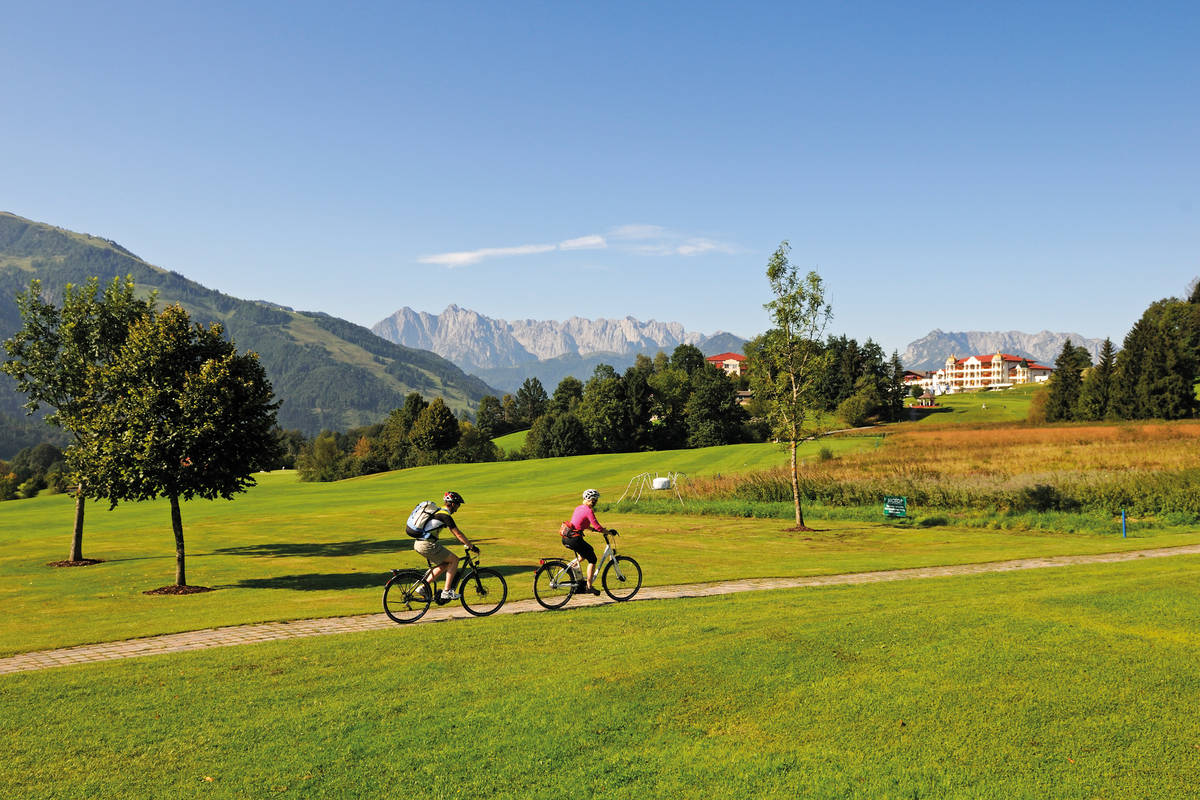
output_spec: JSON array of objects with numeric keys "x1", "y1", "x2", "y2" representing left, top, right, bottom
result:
[
  {"x1": 706, "y1": 352, "x2": 745, "y2": 362},
  {"x1": 952, "y1": 353, "x2": 1040, "y2": 366}
]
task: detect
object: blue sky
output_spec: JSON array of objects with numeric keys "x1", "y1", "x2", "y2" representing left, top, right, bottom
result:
[{"x1": 3, "y1": 1, "x2": 1197, "y2": 357}]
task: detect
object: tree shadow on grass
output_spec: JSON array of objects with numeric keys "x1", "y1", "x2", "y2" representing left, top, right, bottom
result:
[
  {"x1": 226, "y1": 572, "x2": 390, "y2": 591},
  {"x1": 213, "y1": 539, "x2": 413, "y2": 558},
  {"x1": 227, "y1": 563, "x2": 537, "y2": 592}
]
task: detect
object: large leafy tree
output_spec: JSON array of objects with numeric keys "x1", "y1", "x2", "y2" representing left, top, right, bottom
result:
[
  {"x1": 549, "y1": 376, "x2": 584, "y2": 414},
  {"x1": 74, "y1": 304, "x2": 281, "y2": 587},
  {"x1": 745, "y1": 241, "x2": 832, "y2": 531},
  {"x1": 1, "y1": 276, "x2": 155, "y2": 562},
  {"x1": 577, "y1": 364, "x2": 632, "y2": 453},
  {"x1": 408, "y1": 397, "x2": 461, "y2": 462},
  {"x1": 671, "y1": 343, "x2": 707, "y2": 376},
  {"x1": 525, "y1": 411, "x2": 590, "y2": 458},
  {"x1": 684, "y1": 365, "x2": 747, "y2": 447},
  {"x1": 647, "y1": 362, "x2": 691, "y2": 450}
]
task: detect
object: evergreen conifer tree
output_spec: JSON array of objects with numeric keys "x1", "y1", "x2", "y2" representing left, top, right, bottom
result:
[
  {"x1": 1076, "y1": 338, "x2": 1115, "y2": 420},
  {"x1": 1045, "y1": 340, "x2": 1083, "y2": 422}
]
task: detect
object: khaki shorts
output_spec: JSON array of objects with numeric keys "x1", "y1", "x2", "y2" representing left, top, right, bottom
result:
[{"x1": 414, "y1": 538, "x2": 453, "y2": 565}]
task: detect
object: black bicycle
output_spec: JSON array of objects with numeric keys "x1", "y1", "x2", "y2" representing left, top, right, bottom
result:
[
  {"x1": 383, "y1": 546, "x2": 508, "y2": 623},
  {"x1": 533, "y1": 530, "x2": 642, "y2": 610}
]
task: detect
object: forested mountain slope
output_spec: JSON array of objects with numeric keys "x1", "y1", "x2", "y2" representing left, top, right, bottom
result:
[{"x1": 0, "y1": 213, "x2": 495, "y2": 453}]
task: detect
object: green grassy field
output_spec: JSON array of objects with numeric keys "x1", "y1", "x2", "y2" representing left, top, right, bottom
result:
[
  {"x1": 4, "y1": 556, "x2": 1199, "y2": 799},
  {"x1": 904, "y1": 383, "x2": 1038, "y2": 424},
  {"x1": 4, "y1": 436, "x2": 1200, "y2": 657},
  {"x1": 491, "y1": 428, "x2": 529, "y2": 454}
]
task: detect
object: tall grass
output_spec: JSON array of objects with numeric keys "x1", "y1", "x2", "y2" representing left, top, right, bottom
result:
[{"x1": 672, "y1": 421, "x2": 1200, "y2": 518}]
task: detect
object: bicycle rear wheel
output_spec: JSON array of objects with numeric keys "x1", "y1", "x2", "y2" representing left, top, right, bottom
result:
[
  {"x1": 458, "y1": 567, "x2": 508, "y2": 617},
  {"x1": 533, "y1": 559, "x2": 575, "y2": 610},
  {"x1": 383, "y1": 569, "x2": 432, "y2": 623},
  {"x1": 601, "y1": 556, "x2": 642, "y2": 601}
]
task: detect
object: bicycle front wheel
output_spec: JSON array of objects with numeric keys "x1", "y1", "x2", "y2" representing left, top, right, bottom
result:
[
  {"x1": 602, "y1": 556, "x2": 642, "y2": 601},
  {"x1": 383, "y1": 569, "x2": 432, "y2": 624},
  {"x1": 458, "y1": 567, "x2": 508, "y2": 617},
  {"x1": 533, "y1": 559, "x2": 575, "y2": 610}
]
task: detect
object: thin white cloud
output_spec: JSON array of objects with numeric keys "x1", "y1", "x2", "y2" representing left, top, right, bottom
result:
[
  {"x1": 676, "y1": 238, "x2": 735, "y2": 256},
  {"x1": 610, "y1": 224, "x2": 666, "y2": 240},
  {"x1": 559, "y1": 234, "x2": 607, "y2": 250},
  {"x1": 419, "y1": 243, "x2": 555, "y2": 268},
  {"x1": 419, "y1": 225, "x2": 736, "y2": 267}
]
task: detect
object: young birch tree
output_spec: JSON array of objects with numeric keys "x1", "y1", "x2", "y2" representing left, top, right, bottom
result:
[{"x1": 746, "y1": 241, "x2": 832, "y2": 531}]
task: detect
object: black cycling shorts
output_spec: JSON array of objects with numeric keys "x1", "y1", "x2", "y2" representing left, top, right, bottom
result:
[{"x1": 561, "y1": 535, "x2": 597, "y2": 565}]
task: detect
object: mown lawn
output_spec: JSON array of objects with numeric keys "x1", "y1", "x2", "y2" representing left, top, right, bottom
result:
[
  {"x1": 903, "y1": 383, "x2": 1038, "y2": 424},
  {"x1": 3, "y1": 556, "x2": 1199, "y2": 799},
  {"x1": 4, "y1": 436, "x2": 1200, "y2": 656}
]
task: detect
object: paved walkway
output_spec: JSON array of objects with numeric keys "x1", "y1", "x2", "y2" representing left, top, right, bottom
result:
[{"x1": 4, "y1": 544, "x2": 1199, "y2": 676}]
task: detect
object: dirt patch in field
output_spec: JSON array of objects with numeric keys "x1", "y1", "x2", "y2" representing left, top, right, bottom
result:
[
  {"x1": 47, "y1": 559, "x2": 105, "y2": 567},
  {"x1": 143, "y1": 585, "x2": 215, "y2": 596}
]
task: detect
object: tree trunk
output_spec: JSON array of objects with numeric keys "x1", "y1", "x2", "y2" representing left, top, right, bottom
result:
[
  {"x1": 789, "y1": 437, "x2": 805, "y2": 528},
  {"x1": 69, "y1": 483, "x2": 86, "y2": 562},
  {"x1": 170, "y1": 494, "x2": 187, "y2": 586}
]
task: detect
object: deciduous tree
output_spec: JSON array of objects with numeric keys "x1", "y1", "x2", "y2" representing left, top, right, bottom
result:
[
  {"x1": 74, "y1": 304, "x2": 281, "y2": 587},
  {"x1": 408, "y1": 397, "x2": 461, "y2": 462},
  {"x1": 549, "y1": 376, "x2": 584, "y2": 414},
  {"x1": 745, "y1": 241, "x2": 832, "y2": 530},
  {"x1": 1, "y1": 276, "x2": 155, "y2": 562}
]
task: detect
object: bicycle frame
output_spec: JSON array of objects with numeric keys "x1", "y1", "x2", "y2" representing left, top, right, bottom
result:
[
  {"x1": 420, "y1": 546, "x2": 481, "y2": 589},
  {"x1": 551, "y1": 532, "x2": 629, "y2": 582}
]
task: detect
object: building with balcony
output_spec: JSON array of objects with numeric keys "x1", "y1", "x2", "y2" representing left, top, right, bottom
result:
[{"x1": 925, "y1": 353, "x2": 1053, "y2": 393}]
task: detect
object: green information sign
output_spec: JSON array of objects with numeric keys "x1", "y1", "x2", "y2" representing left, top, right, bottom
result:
[{"x1": 884, "y1": 496, "x2": 907, "y2": 518}]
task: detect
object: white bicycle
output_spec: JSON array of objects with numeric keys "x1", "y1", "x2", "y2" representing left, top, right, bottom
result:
[{"x1": 533, "y1": 530, "x2": 642, "y2": 610}]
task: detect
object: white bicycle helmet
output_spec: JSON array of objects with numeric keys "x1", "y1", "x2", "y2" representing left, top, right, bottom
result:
[{"x1": 582, "y1": 488, "x2": 600, "y2": 503}]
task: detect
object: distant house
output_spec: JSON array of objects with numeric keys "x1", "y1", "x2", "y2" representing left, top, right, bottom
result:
[
  {"x1": 930, "y1": 353, "x2": 1053, "y2": 393},
  {"x1": 902, "y1": 370, "x2": 929, "y2": 386},
  {"x1": 706, "y1": 352, "x2": 746, "y2": 376}
]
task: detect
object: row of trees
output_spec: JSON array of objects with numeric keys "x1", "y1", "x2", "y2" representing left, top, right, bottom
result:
[
  {"x1": 294, "y1": 320, "x2": 907, "y2": 481},
  {"x1": 0, "y1": 442, "x2": 68, "y2": 500},
  {"x1": 2, "y1": 277, "x2": 282, "y2": 587},
  {"x1": 292, "y1": 344, "x2": 754, "y2": 482},
  {"x1": 1043, "y1": 283, "x2": 1200, "y2": 422},
  {"x1": 294, "y1": 393, "x2": 499, "y2": 482}
]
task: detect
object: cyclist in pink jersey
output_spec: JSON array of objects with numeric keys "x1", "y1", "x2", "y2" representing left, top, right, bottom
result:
[{"x1": 562, "y1": 488, "x2": 610, "y2": 594}]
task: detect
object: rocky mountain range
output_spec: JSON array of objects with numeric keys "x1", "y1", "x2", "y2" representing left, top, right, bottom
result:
[
  {"x1": 902, "y1": 329, "x2": 1110, "y2": 371},
  {"x1": 372, "y1": 305, "x2": 745, "y2": 392}
]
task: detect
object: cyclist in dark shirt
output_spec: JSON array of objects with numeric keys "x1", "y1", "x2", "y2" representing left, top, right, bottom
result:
[{"x1": 411, "y1": 490, "x2": 477, "y2": 604}]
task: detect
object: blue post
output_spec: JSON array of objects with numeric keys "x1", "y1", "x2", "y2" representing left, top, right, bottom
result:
[{"x1": 1122, "y1": 508, "x2": 1126, "y2": 538}]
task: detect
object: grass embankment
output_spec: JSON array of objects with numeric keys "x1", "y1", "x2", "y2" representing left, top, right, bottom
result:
[
  {"x1": 4, "y1": 556, "x2": 1200, "y2": 799},
  {"x1": 650, "y1": 421, "x2": 1200, "y2": 532},
  {"x1": 491, "y1": 428, "x2": 529, "y2": 455},
  {"x1": 903, "y1": 383, "x2": 1039, "y2": 424},
  {"x1": 7, "y1": 433, "x2": 1200, "y2": 656}
]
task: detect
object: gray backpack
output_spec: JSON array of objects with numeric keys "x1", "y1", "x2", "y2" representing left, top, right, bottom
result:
[{"x1": 405, "y1": 501, "x2": 442, "y2": 539}]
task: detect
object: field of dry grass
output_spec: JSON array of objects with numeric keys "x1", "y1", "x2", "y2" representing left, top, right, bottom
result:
[{"x1": 684, "y1": 421, "x2": 1200, "y2": 518}]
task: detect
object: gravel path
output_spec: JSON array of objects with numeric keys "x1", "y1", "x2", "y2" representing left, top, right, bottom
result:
[{"x1": 4, "y1": 543, "x2": 1199, "y2": 676}]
